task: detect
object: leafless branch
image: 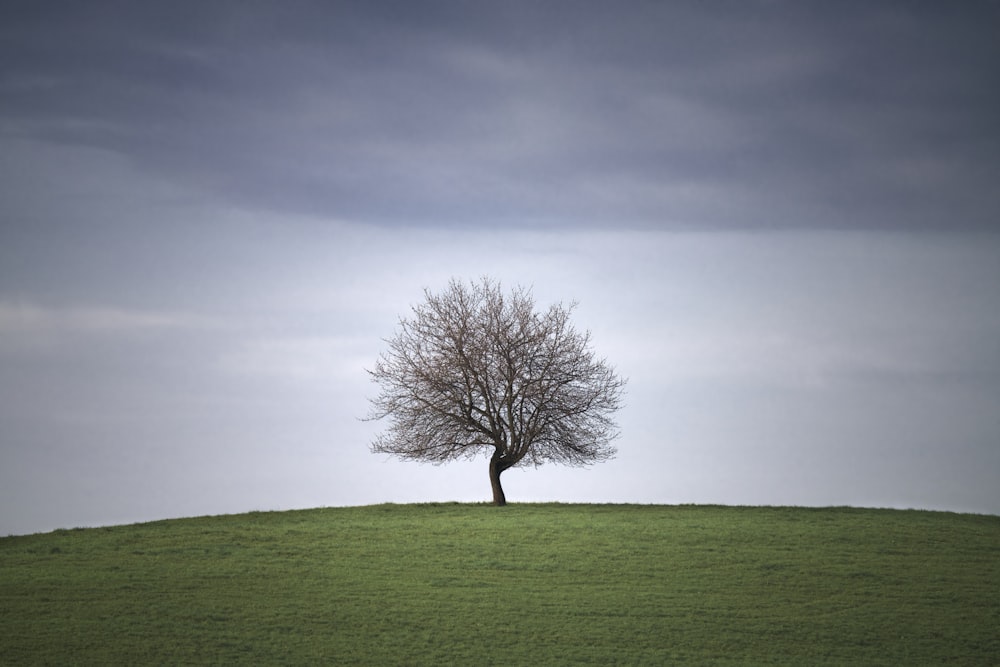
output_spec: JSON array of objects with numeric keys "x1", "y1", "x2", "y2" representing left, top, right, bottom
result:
[{"x1": 366, "y1": 277, "x2": 626, "y2": 503}]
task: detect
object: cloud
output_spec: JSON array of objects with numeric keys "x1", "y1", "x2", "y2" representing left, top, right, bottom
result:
[
  {"x1": 2, "y1": 2, "x2": 1000, "y2": 533},
  {"x1": 2, "y1": 224, "x2": 1000, "y2": 535},
  {"x1": 218, "y1": 336, "x2": 371, "y2": 383},
  {"x1": 2, "y1": 1, "x2": 997, "y2": 230},
  {"x1": 0, "y1": 301, "x2": 213, "y2": 346}
]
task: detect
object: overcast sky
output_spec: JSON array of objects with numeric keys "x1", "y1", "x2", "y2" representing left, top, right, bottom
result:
[{"x1": 2, "y1": 1, "x2": 999, "y2": 535}]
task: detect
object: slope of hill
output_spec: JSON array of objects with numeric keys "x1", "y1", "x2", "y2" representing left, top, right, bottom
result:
[{"x1": 2, "y1": 504, "x2": 998, "y2": 664}]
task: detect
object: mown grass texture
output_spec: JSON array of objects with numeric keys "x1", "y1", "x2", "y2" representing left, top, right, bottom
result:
[{"x1": 2, "y1": 504, "x2": 998, "y2": 665}]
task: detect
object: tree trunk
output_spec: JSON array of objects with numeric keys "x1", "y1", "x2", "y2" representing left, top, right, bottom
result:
[{"x1": 489, "y1": 452, "x2": 508, "y2": 506}]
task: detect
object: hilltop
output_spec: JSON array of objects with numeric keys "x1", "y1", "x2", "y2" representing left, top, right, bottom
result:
[{"x1": 2, "y1": 503, "x2": 998, "y2": 664}]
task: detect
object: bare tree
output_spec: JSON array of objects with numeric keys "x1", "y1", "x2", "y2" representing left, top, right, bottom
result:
[{"x1": 367, "y1": 277, "x2": 626, "y2": 505}]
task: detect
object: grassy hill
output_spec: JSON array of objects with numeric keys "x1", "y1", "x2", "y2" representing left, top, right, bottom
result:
[{"x1": 2, "y1": 503, "x2": 998, "y2": 665}]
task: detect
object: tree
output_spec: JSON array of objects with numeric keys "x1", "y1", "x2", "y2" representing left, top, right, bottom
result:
[{"x1": 366, "y1": 277, "x2": 626, "y2": 506}]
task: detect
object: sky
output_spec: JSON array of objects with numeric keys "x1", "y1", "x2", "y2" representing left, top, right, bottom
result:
[{"x1": 1, "y1": 1, "x2": 999, "y2": 535}]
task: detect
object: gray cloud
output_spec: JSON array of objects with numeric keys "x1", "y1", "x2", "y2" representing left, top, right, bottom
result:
[
  {"x1": 2, "y1": 1, "x2": 997, "y2": 229},
  {"x1": 2, "y1": 2, "x2": 1000, "y2": 535}
]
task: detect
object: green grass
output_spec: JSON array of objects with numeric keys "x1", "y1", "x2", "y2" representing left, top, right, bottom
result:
[{"x1": 2, "y1": 504, "x2": 998, "y2": 665}]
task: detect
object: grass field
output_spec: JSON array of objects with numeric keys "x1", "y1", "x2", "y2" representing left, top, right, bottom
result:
[{"x1": 2, "y1": 503, "x2": 998, "y2": 665}]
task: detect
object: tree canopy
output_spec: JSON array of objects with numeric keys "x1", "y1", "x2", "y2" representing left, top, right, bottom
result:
[{"x1": 367, "y1": 277, "x2": 626, "y2": 505}]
